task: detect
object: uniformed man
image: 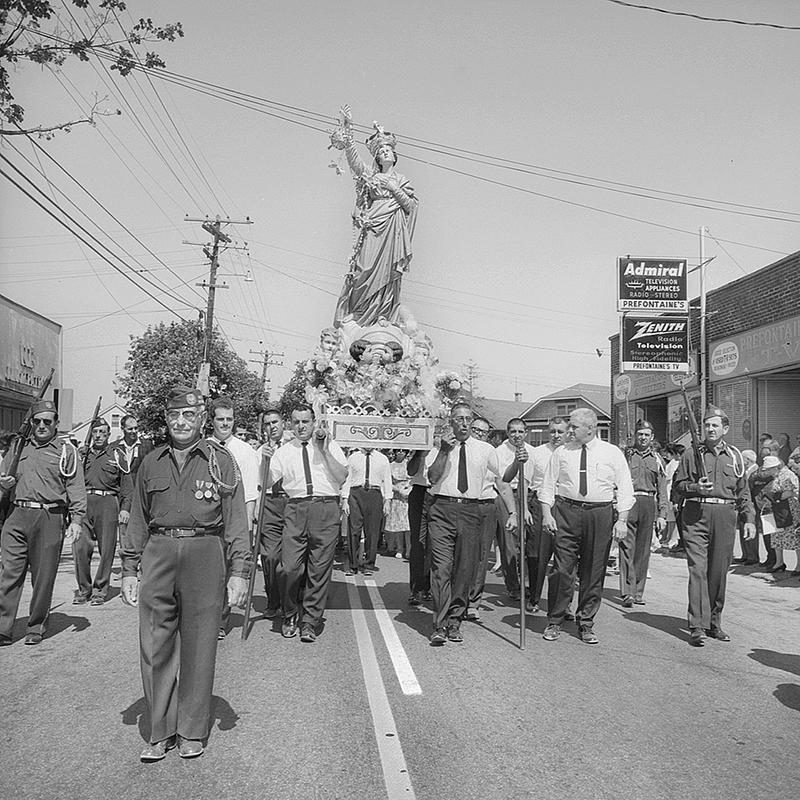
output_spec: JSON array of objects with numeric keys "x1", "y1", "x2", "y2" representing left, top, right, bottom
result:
[
  {"x1": 0, "y1": 399, "x2": 86, "y2": 645},
  {"x1": 113, "y1": 414, "x2": 152, "y2": 556},
  {"x1": 268, "y1": 405, "x2": 348, "y2": 643},
  {"x1": 73, "y1": 417, "x2": 133, "y2": 605},
  {"x1": 673, "y1": 407, "x2": 755, "y2": 647},
  {"x1": 121, "y1": 387, "x2": 250, "y2": 761},
  {"x1": 619, "y1": 420, "x2": 667, "y2": 607}
]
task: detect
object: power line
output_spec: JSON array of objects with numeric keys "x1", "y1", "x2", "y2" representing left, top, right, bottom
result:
[{"x1": 598, "y1": 0, "x2": 800, "y2": 30}]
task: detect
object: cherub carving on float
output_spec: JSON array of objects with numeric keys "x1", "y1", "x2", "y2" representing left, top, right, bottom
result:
[{"x1": 330, "y1": 104, "x2": 419, "y2": 330}]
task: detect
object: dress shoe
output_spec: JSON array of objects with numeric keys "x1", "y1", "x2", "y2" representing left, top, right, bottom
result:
[
  {"x1": 446, "y1": 626, "x2": 463, "y2": 643},
  {"x1": 465, "y1": 608, "x2": 481, "y2": 622},
  {"x1": 72, "y1": 593, "x2": 89, "y2": 605},
  {"x1": 217, "y1": 628, "x2": 227, "y2": 640},
  {"x1": 361, "y1": 568, "x2": 373, "y2": 577},
  {"x1": 543, "y1": 624, "x2": 561, "y2": 641},
  {"x1": 0, "y1": 635, "x2": 12, "y2": 647},
  {"x1": 140, "y1": 735, "x2": 176, "y2": 762},
  {"x1": 345, "y1": 567, "x2": 358, "y2": 576},
  {"x1": 525, "y1": 601, "x2": 539, "y2": 614},
  {"x1": 90, "y1": 595, "x2": 104, "y2": 606},
  {"x1": 263, "y1": 607, "x2": 280, "y2": 619},
  {"x1": 300, "y1": 626, "x2": 317, "y2": 643},
  {"x1": 689, "y1": 628, "x2": 705, "y2": 647},
  {"x1": 177, "y1": 737, "x2": 204, "y2": 759},
  {"x1": 281, "y1": 619, "x2": 298, "y2": 638},
  {"x1": 563, "y1": 611, "x2": 575, "y2": 622},
  {"x1": 767, "y1": 564, "x2": 787, "y2": 574},
  {"x1": 707, "y1": 628, "x2": 731, "y2": 642},
  {"x1": 429, "y1": 629, "x2": 447, "y2": 646},
  {"x1": 634, "y1": 598, "x2": 646, "y2": 606},
  {"x1": 580, "y1": 630, "x2": 599, "y2": 645},
  {"x1": 24, "y1": 633, "x2": 42, "y2": 645},
  {"x1": 408, "y1": 593, "x2": 422, "y2": 607},
  {"x1": 621, "y1": 596, "x2": 634, "y2": 608}
]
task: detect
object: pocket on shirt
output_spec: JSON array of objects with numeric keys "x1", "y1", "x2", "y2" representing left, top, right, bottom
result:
[{"x1": 144, "y1": 476, "x2": 170, "y2": 494}]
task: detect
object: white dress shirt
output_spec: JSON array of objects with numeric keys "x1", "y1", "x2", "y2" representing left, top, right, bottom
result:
[
  {"x1": 429, "y1": 437, "x2": 501, "y2": 500},
  {"x1": 539, "y1": 437, "x2": 634, "y2": 513},
  {"x1": 531, "y1": 442, "x2": 558, "y2": 494},
  {"x1": 342, "y1": 449, "x2": 393, "y2": 501},
  {"x1": 208, "y1": 434, "x2": 260, "y2": 504},
  {"x1": 495, "y1": 440, "x2": 536, "y2": 491},
  {"x1": 268, "y1": 438, "x2": 348, "y2": 498}
]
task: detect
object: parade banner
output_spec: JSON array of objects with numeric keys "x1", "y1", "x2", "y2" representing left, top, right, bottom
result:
[
  {"x1": 322, "y1": 409, "x2": 435, "y2": 450},
  {"x1": 617, "y1": 257, "x2": 688, "y2": 312},
  {"x1": 621, "y1": 315, "x2": 690, "y2": 372}
]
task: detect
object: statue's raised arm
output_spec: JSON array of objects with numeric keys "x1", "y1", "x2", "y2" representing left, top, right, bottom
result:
[{"x1": 330, "y1": 105, "x2": 419, "y2": 330}]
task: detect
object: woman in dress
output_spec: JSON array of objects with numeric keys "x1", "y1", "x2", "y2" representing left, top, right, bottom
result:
[
  {"x1": 760, "y1": 455, "x2": 800, "y2": 576},
  {"x1": 385, "y1": 450, "x2": 411, "y2": 560},
  {"x1": 332, "y1": 105, "x2": 419, "y2": 329}
]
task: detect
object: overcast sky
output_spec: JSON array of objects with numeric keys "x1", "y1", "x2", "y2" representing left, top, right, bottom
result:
[{"x1": 2, "y1": 0, "x2": 799, "y2": 423}]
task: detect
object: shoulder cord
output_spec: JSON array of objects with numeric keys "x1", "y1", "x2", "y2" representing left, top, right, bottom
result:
[
  {"x1": 59, "y1": 442, "x2": 78, "y2": 478},
  {"x1": 112, "y1": 448, "x2": 131, "y2": 474},
  {"x1": 727, "y1": 443, "x2": 746, "y2": 479},
  {"x1": 208, "y1": 445, "x2": 240, "y2": 491}
]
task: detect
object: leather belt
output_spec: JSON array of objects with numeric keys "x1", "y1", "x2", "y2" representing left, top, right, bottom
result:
[
  {"x1": 87, "y1": 489, "x2": 117, "y2": 497},
  {"x1": 556, "y1": 496, "x2": 612, "y2": 510},
  {"x1": 286, "y1": 495, "x2": 338, "y2": 503},
  {"x1": 687, "y1": 497, "x2": 735, "y2": 505},
  {"x1": 353, "y1": 485, "x2": 382, "y2": 491},
  {"x1": 151, "y1": 526, "x2": 222, "y2": 538},
  {"x1": 477, "y1": 498, "x2": 495, "y2": 505},
  {"x1": 634, "y1": 491, "x2": 655, "y2": 497},
  {"x1": 14, "y1": 499, "x2": 65, "y2": 511},
  {"x1": 435, "y1": 495, "x2": 482, "y2": 505}
]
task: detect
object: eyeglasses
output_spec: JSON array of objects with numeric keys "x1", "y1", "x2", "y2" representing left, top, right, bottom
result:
[
  {"x1": 471, "y1": 426, "x2": 489, "y2": 436},
  {"x1": 32, "y1": 417, "x2": 54, "y2": 427},
  {"x1": 166, "y1": 410, "x2": 199, "y2": 423}
]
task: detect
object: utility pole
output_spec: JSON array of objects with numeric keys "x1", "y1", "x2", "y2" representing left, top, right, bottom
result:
[
  {"x1": 184, "y1": 214, "x2": 252, "y2": 396},
  {"x1": 249, "y1": 348, "x2": 284, "y2": 392},
  {"x1": 699, "y1": 225, "x2": 707, "y2": 408}
]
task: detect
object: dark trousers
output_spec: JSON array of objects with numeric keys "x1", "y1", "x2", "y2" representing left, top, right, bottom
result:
[
  {"x1": 738, "y1": 518, "x2": 760, "y2": 563},
  {"x1": 0, "y1": 507, "x2": 65, "y2": 638},
  {"x1": 619, "y1": 495, "x2": 655, "y2": 601},
  {"x1": 428, "y1": 498, "x2": 482, "y2": 631},
  {"x1": 408, "y1": 486, "x2": 431, "y2": 594},
  {"x1": 280, "y1": 498, "x2": 340, "y2": 628},
  {"x1": 348, "y1": 487, "x2": 384, "y2": 569},
  {"x1": 469, "y1": 501, "x2": 498, "y2": 607},
  {"x1": 259, "y1": 496, "x2": 287, "y2": 611},
  {"x1": 548, "y1": 499, "x2": 614, "y2": 632},
  {"x1": 74, "y1": 493, "x2": 119, "y2": 599},
  {"x1": 682, "y1": 501, "x2": 736, "y2": 631},
  {"x1": 495, "y1": 498, "x2": 520, "y2": 594},
  {"x1": 139, "y1": 534, "x2": 225, "y2": 744},
  {"x1": 532, "y1": 522, "x2": 555, "y2": 605}
]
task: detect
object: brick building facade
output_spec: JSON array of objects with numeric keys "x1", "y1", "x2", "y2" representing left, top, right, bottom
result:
[{"x1": 610, "y1": 250, "x2": 800, "y2": 451}]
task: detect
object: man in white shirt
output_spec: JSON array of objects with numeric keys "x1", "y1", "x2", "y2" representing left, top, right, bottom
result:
[
  {"x1": 427, "y1": 402, "x2": 516, "y2": 645},
  {"x1": 208, "y1": 398, "x2": 261, "y2": 638},
  {"x1": 341, "y1": 448, "x2": 392, "y2": 576},
  {"x1": 540, "y1": 408, "x2": 634, "y2": 645},
  {"x1": 268, "y1": 405, "x2": 348, "y2": 643}
]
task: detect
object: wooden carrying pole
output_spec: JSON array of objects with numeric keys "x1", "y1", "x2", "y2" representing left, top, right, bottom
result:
[
  {"x1": 517, "y1": 460, "x2": 527, "y2": 650},
  {"x1": 242, "y1": 446, "x2": 271, "y2": 641}
]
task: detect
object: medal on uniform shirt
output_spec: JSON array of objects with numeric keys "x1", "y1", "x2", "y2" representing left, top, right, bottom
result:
[
  {"x1": 203, "y1": 489, "x2": 213, "y2": 499},
  {"x1": 195, "y1": 490, "x2": 204, "y2": 499}
]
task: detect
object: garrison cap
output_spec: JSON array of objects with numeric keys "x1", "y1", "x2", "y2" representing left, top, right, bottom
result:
[
  {"x1": 30, "y1": 399, "x2": 57, "y2": 417},
  {"x1": 91, "y1": 417, "x2": 110, "y2": 429},
  {"x1": 166, "y1": 386, "x2": 204, "y2": 410},
  {"x1": 703, "y1": 406, "x2": 727, "y2": 422},
  {"x1": 635, "y1": 419, "x2": 654, "y2": 433}
]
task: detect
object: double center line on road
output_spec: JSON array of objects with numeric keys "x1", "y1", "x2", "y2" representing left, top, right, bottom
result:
[{"x1": 345, "y1": 575, "x2": 418, "y2": 800}]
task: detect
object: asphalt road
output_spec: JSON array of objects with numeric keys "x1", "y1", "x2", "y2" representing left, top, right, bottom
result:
[{"x1": 1, "y1": 544, "x2": 798, "y2": 800}]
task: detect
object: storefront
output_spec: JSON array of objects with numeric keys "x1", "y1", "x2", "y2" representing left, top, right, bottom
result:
[{"x1": 709, "y1": 313, "x2": 800, "y2": 451}]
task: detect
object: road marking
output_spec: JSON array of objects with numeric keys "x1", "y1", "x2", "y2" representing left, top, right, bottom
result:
[
  {"x1": 346, "y1": 577, "x2": 416, "y2": 800},
  {"x1": 363, "y1": 579, "x2": 422, "y2": 696}
]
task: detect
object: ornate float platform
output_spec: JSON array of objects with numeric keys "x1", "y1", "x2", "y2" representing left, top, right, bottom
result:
[{"x1": 321, "y1": 404, "x2": 435, "y2": 450}]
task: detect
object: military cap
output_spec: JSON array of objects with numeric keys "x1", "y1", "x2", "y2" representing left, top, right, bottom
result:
[
  {"x1": 30, "y1": 399, "x2": 57, "y2": 417},
  {"x1": 762, "y1": 455, "x2": 781, "y2": 470},
  {"x1": 166, "y1": 386, "x2": 204, "y2": 409},
  {"x1": 91, "y1": 416, "x2": 110, "y2": 429},
  {"x1": 635, "y1": 419, "x2": 654, "y2": 433},
  {"x1": 702, "y1": 406, "x2": 728, "y2": 422}
]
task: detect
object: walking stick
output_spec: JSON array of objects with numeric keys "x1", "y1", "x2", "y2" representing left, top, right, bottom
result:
[
  {"x1": 518, "y1": 459, "x2": 527, "y2": 650},
  {"x1": 242, "y1": 444, "x2": 272, "y2": 641}
]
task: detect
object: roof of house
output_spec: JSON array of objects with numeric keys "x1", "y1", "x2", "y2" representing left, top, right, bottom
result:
[
  {"x1": 472, "y1": 397, "x2": 532, "y2": 430},
  {"x1": 525, "y1": 383, "x2": 611, "y2": 418}
]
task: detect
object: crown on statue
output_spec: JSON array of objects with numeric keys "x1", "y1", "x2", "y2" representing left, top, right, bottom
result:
[{"x1": 366, "y1": 122, "x2": 397, "y2": 157}]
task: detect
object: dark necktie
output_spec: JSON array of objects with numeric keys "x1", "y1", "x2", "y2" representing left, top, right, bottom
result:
[
  {"x1": 579, "y1": 444, "x2": 588, "y2": 496},
  {"x1": 302, "y1": 442, "x2": 313, "y2": 497},
  {"x1": 457, "y1": 441, "x2": 468, "y2": 494},
  {"x1": 365, "y1": 450, "x2": 371, "y2": 487}
]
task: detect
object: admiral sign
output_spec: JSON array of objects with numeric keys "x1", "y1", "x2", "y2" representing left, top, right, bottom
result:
[
  {"x1": 617, "y1": 257, "x2": 688, "y2": 312},
  {"x1": 621, "y1": 315, "x2": 690, "y2": 372}
]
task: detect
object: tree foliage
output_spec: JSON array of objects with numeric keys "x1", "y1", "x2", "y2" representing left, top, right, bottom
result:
[
  {"x1": 116, "y1": 319, "x2": 268, "y2": 442},
  {"x1": 0, "y1": 0, "x2": 182, "y2": 136},
  {"x1": 277, "y1": 360, "x2": 311, "y2": 420}
]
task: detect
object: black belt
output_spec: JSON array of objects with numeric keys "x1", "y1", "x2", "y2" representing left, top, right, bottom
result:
[
  {"x1": 286, "y1": 495, "x2": 339, "y2": 504},
  {"x1": 353, "y1": 485, "x2": 382, "y2": 491},
  {"x1": 151, "y1": 526, "x2": 222, "y2": 538},
  {"x1": 434, "y1": 495, "x2": 482, "y2": 505},
  {"x1": 14, "y1": 499, "x2": 65, "y2": 511},
  {"x1": 87, "y1": 489, "x2": 118, "y2": 497},
  {"x1": 556, "y1": 496, "x2": 613, "y2": 510},
  {"x1": 686, "y1": 497, "x2": 735, "y2": 506}
]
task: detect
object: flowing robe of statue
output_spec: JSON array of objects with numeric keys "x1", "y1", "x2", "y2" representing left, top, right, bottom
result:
[{"x1": 334, "y1": 139, "x2": 419, "y2": 329}]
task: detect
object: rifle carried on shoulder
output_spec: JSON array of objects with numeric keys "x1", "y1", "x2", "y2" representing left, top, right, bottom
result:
[
  {"x1": 82, "y1": 396, "x2": 103, "y2": 469},
  {"x1": 0, "y1": 368, "x2": 55, "y2": 504},
  {"x1": 680, "y1": 382, "x2": 707, "y2": 480}
]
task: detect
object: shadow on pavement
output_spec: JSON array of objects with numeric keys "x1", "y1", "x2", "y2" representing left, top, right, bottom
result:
[
  {"x1": 120, "y1": 694, "x2": 240, "y2": 742},
  {"x1": 774, "y1": 684, "x2": 800, "y2": 712},
  {"x1": 748, "y1": 649, "x2": 800, "y2": 677},
  {"x1": 618, "y1": 609, "x2": 687, "y2": 643},
  {"x1": 13, "y1": 610, "x2": 91, "y2": 641}
]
